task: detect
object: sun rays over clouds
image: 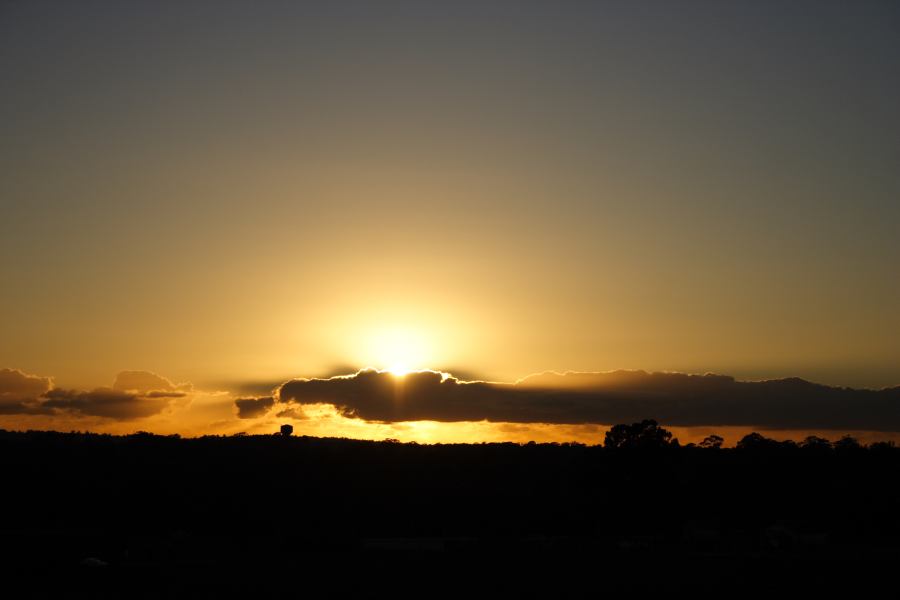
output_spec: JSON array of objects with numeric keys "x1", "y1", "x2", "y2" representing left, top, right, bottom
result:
[{"x1": 258, "y1": 368, "x2": 900, "y2": 432}]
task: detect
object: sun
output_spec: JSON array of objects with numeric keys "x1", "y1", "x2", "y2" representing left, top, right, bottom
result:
[
  {"x1": 363, "y1": 327, "x2": 430, "y2": 376},
  {"x1": 387, "y1": 363, "x2": 412, "y2": 377}
]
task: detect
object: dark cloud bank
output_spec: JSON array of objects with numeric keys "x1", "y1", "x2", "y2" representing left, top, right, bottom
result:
[
  {"x1": 251, "y1": 369, "x2": 900, "y2": 431},
  {"x1": 0, "y1": 368, "x2": 188, "y2": 419}
]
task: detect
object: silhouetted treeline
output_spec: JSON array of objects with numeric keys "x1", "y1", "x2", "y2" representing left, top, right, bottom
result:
[{"x1": 1, "y1": 424, "x2": 898, "y2": 597}]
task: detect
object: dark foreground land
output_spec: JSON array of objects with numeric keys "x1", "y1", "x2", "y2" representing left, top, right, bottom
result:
[{"x1": 1, "y1": 428, "x2": 898, "y2": 598}]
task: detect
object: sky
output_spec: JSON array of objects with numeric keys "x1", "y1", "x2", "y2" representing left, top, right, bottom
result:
[{"x1": 1, "y1": 1, "x2": 898, "y2": 443}]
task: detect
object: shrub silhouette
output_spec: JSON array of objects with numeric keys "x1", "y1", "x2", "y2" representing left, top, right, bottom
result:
[{"x1": 603, "y1": 419, "x2": 676, "y2": 449}]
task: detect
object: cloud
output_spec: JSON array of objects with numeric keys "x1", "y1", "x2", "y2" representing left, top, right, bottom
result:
[
  {"x1": 235, "y1": 396, "x2": 275, "y2": 419},
  {"x1": 268, "y1": 369, "x2": 900, "y2": 431},
  {"x1": 0, "y1": 368, "x2": 53, "y2": 414},
  {"x1": 144, "y1": 390, "x2": 189, "y2": 398},
  {"x1": 0, "y1": 368, "x2": 192, "y2": 420},
  {"x1": 0, "y1": 368, "x2": 52, "y2": 398},
  {"x1": 42, "y1": 387, "x2": 169, "y2": 419},
  {"x1": 112, "y1": 371, "x2": 192, "y2": 394}
]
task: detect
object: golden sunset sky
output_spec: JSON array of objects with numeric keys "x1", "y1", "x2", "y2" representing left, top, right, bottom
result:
[{"x1": 1, "y1": 2, "x2": 898, "y2": 444}]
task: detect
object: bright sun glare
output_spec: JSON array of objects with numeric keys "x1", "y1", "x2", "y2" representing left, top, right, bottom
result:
[
  {"x1": 387, "y1": 364, "x2": 412, "y2": 377},
  {"x1": 365, "y1": 327, "x2": 430, "y2": 377}
]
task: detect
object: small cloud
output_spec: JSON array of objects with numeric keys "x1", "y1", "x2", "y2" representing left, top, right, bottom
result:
[
  {"x1": 235, "y1": 396, "x2": 275, "y2": 419},
  {"x1": 42, "y1": 387, "x2": 169, "y2": 419},
  {"x1": 112, "y1": 370, "x2": 192, "y2": 394},
  {"x1": 0, "y1": 368, "x2": 52, "y2": 401},
  {"x1": 0, "y1": 367, "x2": 194, "y2": 420},
  {"x1": 0, "y1": 368, "x2": 53, "y2": 414},
  {"x1": 144, "y1": 390, "x2": 189, "y2": 398}
]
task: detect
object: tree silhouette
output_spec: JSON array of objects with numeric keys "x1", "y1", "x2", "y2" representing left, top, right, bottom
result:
[
  {"x1": 604, "y1": 419, "x2": 676, "y2": 449},
  {"x1": 870, "y1": 440, "x2": 896, "y2": 453},
  {"x1": 736, "y1": 432, "x2": 788, "y2": 451},
  {"x1": 280, "y1": 424, "x2": 293, "y2": 436},
  {"x1": 833, "y1": 435, "x2": 862, "y2": 452},
  {"x1": 801, "y1": 435, "x2": 832, "y2": 451},
  {"x1": 699, "y1": 434, "x2": 724, "y2": 449},
  {"x1": 737, "y1": 432, "x2": 766, "y2": 450}
]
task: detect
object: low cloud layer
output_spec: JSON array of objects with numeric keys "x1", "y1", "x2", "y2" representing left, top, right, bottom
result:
[
  {"x1": 258, "y1": 369, "x2": 900, "y2": 431},
  {"x1": 0, "y1": 368, "x2": 191, "y2": 419}
]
